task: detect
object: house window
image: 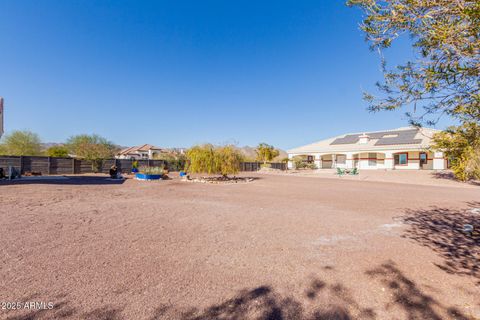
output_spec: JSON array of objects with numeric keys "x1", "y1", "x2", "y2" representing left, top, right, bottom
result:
[
  {"x1": 420, "y1": 152, "x2": 427, "y2": 165},
  {"x1": 307, "y1": 156, "x2": 314, "y2": 163},
  {"x1": 394, "y1": 153, "x2": 408, "y2": 165},
  {"x1": 368, "y1": 153, "x2": 377, "y2": 166},
  {"x1": 336, "y1": 155, "x2": 346, "y2": 165}
]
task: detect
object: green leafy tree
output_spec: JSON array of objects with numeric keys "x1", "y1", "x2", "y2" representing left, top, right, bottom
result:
[
  {"x1": 255, "y1": 143, "x2": 280, "y2": 164},
  {"x1": 348, "y1": 0, "x2": 480, "y2": 125},
  {"x1": 46, "y1": 145, "x2": 69, "y2": 157},
  {"x1": 432, "y1": 122, "x2": 480, "y2": 181},
  {"x1": 0, "y1": 130, "x2": 42, "y2": 156},
  {"x1": 349, "y1": 0, "x2": 480, "y2": 180},
  {"x1": 186, "y1": 144, "x2": 244, "y2": 177},
  {"x1": 66, "y1": 134, "x2": 117, "y2": 172}
]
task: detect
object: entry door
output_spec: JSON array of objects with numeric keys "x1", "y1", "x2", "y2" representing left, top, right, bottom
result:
[
  {"x1": 368, "y1": 153, "x2": 377, "y2": 167},
  {"x1": 420, "y1": 152, "x2": 427, "y2": 169}
]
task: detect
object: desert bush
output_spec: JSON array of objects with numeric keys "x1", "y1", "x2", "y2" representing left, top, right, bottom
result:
[
  {"x1": 154, "y1": 152, "x2": 187, "y2": 171},
  {"x1": 46, "y1": 145, "x2": 69, "y2": 157},
  {"x1": 0, "y1": 130, "x2": 42, "y2": 156},
  {"x1": 293, "y1": 156, "x2": 317, "y2": 170},
  {"x1": 66, "y1": 134, "x2": 117, "y2": 172},
  {"x1": 139, "y1": 166, "x2": 165, "y2": 175},
  {"x1": 432, "y1": 123, "x2": 480, "y2": 181}
]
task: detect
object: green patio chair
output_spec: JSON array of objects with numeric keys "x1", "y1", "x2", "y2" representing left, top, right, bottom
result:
[
  {"x1": 336, "y1": 168, "x2": 345, "y2": 176},
  {"x1": 350, "y1": 168, "x2": 359, "y2": 175}
]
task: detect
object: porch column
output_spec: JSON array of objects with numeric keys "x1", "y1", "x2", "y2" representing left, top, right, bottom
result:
[
  {"x1": 345, "y1": 152, "x2": 354, "y2": 169},
  {"x1": 384, "y1": 152, "x2": 394, "y2": 170},
  {"x1": 287, "y1": 154, "x2": 295, "y2": 169},
  {"x1": 315, "y1": 154, "x2": 322, "y2": 169},
  {"x1": 433, "y1": 151, "x2": 445, "y2": 170},
  {"x1": 332, "y1": 154, "x2": 336, "y2": 168}
]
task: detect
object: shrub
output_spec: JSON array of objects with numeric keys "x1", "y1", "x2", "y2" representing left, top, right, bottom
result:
[
  {"x1": 46, "y1": 145, "x2": 69, "y2": 157},
  {"x1": 293, "y1": 156, "x2": 317, "y2": 170},
  {"x1": 139, "y1": 166, "x2": 165, "y2": 175},
  {"x1": 154, "y1": 152, "x2": 187, "y2": 171}
]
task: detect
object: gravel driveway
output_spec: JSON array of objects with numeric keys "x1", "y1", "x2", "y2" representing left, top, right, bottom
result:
[{"x1": 1, "y1": 174, "x2": 479, "y2": 319}]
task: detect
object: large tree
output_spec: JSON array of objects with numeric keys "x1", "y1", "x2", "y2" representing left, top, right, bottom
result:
[
  {"x1": 66, "y1": 134, "x2": 117, "y2": 171},
  {"x1": 349, "y1": 0, "x2": 480, "y2": 180},
  {"x1": 0, "y1": 130, "x2": 43, "y2": 156},
  {"x1": 348, "y1": 0, "x2": 479, "y2": 125},
  {"x1": 255, "y1": 143, "x2": 280, "y2": 164},
  {"x1": 432, "y1": 122, "x2": 480, "y2": 181},
  {"x1": 186, "y1": 144, "x2": 244, "y2": 177}
]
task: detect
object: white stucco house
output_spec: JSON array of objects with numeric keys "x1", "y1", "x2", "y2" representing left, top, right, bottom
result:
[
  {"x1": 287, "y1": 127, "x2": 448, "y2": 170},
  {"x1": 116, "y1": 144, "x2": 164, "y2": 160}
]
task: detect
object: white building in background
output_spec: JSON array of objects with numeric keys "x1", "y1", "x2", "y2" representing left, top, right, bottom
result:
[
  {"x1": 287, "y1": 127, "x2": 448, "y2": 170},
  {"x1": 116, "y1": 144, "x2": 164, "y2": 160}
]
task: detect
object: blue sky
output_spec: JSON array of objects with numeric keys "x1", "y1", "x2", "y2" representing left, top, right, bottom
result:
[{"x1": 0, "y1": 0, "x2": 452, "y2": 149}]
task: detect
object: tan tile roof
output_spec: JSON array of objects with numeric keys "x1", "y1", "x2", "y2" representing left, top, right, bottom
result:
[{"x1": 119, "y1": 144, "x2": 163, "y2": 155}]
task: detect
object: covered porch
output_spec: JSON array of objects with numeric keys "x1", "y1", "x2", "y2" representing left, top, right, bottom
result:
[{"x1": 288, "y1": 151, "x2": 446, "y2": 170}]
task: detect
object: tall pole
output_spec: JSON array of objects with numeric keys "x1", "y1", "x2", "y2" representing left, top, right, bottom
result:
[{"x1": 0, "y1": 97, "x2": 4, "y2": 139}]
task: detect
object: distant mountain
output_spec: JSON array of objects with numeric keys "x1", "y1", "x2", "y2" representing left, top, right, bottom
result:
[{"x1": 40, "y1": 142, "x2": 64, "y2": 150}]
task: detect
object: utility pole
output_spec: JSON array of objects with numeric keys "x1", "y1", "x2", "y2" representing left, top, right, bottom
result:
[{"x1": 0, "y1": 97, "x2": 4, "y2": 139}]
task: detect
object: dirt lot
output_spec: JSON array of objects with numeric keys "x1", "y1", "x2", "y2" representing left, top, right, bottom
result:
[{"x1": 1, "y1": 174, "x2": 479, "y2": 320}]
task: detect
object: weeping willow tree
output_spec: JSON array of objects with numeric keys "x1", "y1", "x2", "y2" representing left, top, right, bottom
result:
[
  {"x1": 214, "y1": 145, "x2": 244, "y2": 176},
  {"x1": 186, "y1": 144, "x2": 244, "y2": 177},
  {"x1": 348, "y1": 0, "x2": 480, "y2": 180}
]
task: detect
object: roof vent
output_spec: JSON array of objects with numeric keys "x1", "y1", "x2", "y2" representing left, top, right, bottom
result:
[{"x1": 358, "y1": 133, "x2": 370, "y2": 144}]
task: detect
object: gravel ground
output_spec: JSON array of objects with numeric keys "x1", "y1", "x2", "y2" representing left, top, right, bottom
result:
[{"x1": 0, "y1": 174, "x2": 479, "y2": 320}]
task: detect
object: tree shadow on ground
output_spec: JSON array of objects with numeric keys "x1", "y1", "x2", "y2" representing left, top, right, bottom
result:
[
  {"x1": 430, "y1": 171, "x2": 480, "y2": 186},
  {"x1": 400, "y1": 202, "x2": 480, "y2": 280},
  {"x1": 366, "y1": 260, "x2": 471, "y2": 320},
  {"x1": 149, "y1": 266, "x2": 473, "y2": 320},
  {"x1": 149, "y1": 282, "x2": 370, "y2": 320},
  {"x1": 4, "y1": 263, "x2": 475, "y2": 320}
]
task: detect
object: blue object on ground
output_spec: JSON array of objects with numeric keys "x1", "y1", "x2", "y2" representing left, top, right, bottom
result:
[
  {"x1": 132, "y1": 168, "x2": 139, "y2": 173},
  {"x1": 179, "y1": 171, "x2": 186, "y2": 177},
  {"x1": 135, "y1": 173, "x2": 162, "y2": 180}
]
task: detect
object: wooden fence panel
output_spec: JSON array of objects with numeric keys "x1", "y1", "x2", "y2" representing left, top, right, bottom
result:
[
  {"x1": 75, "y1": 160, "x2": 96, "y2": 174},
  {"x1": 118, "y1": 159, "x2": 133, "y2": 173},
  {"x1": 50, "y1": 157, "x2": 74, "y2": 175},
  {"x1": 21, "y1": 156, "x2": 50, "y2": 174},
  {"x1": 0, "y1": 156, "x2": 286, "y2": 176},
  {"x1": 101, "y1": 159, "x2": 116, "y2": 174},
  {"x1": 0, "y1": 156, "x2": 22, "y2": 172}
]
